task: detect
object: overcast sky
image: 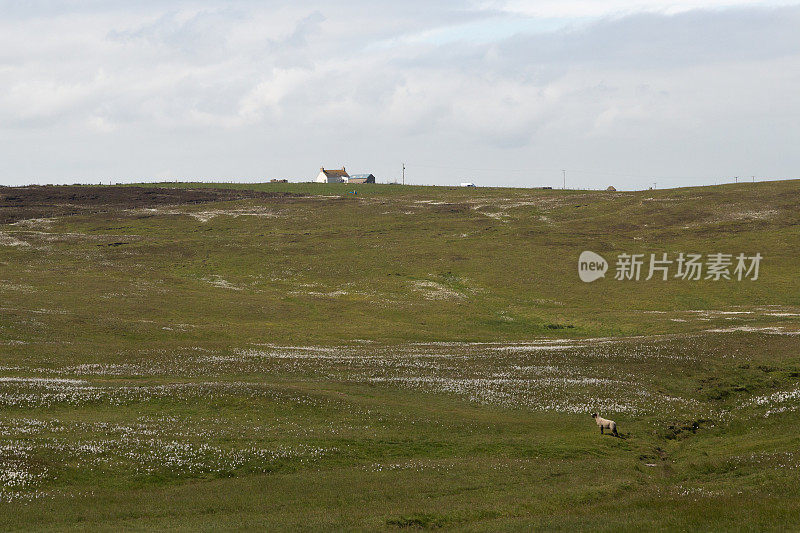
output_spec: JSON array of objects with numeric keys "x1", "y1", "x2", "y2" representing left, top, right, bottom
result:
[{"x1": 1, "y1": 1, "x2": 799, "y2": 189}]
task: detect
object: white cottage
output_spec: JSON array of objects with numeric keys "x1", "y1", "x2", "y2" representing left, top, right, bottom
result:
[{"x1": 315, "y1": 167, "x2": 349, "y2": 183}]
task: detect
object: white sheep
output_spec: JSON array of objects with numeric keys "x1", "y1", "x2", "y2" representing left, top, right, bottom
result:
[{"x1": 591, "y1": 413, "x2": 619, "y2": 437}]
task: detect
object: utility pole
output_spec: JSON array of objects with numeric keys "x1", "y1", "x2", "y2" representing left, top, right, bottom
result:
[
  {"x1": 562, "y1": 169, "x2": 566, "y2": 190},
  {"x1": 735, "y1": 176, "x2": 738, "y2": 184},
  {"x1": 402, "y1": 163, "x2": 405, "y2": 185}
]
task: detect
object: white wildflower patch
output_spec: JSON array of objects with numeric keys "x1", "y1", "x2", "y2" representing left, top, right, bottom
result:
[
  {"x1": 0, "y1": 280, "x2": 36, "y2": 292},
  {"x1": 289, "y1": 289, "x2": 352, "y2": 298},
  {"x1": 0, "y1": 232, "x2": 31, "y2": 247},
  {"x1": 747, "y1": 388, "x2": 800, "y2": 407},
  {"x1": 0, "y1": 415, "x2": 335, "y2": 500},
  {"x1": 202, "y1": 275, "x2": 242, "y2": 291},
  {"x1": 0, "y1": 335, "x2": 706, "y2": 417},
  {"x1": 742, "y1": 389, "x2": 800, "y2": 418},
  {"x1": 490, "y1": 344, "x2": 582, "y2": 352},
  {"x1": 0, "y1": 439, "x2": 50, "y2": 500},
  {"x1": 0, "y1": 329, "x2": 793, "y2": 504},
  {"x1": 10, "y1": 217, "x2": 56, "y2": 229},
  {"x1": 215, "y1": 337, "x2": 704, "y2": 415},
  {"x1": 0, "y1": 378, "x2": 329, "y2": 408},
  {"x1": 738, "y1": 387, "x2": 800, "y2": 418},
  {"x1": 477, "y1": 210, "x2": 509, "y2": 222},
  {"x1": 0, "y1": 377, "x2": 88, "y2": 385},
  {"x1": 187, "y1": 206, "x2": 282, "y2": 223},
  {"x1": 763, "y1": 405, "x2": 799, "y2": 418},
  {"x1": 675, "y1": 485, "x2": 726, "y2": 498},
  {"x1": 412, "y1": 280, "x2": 465, "y2": 300},
  {"x1": 705, "y1": 326, "x2": 800, "y2": 335},
  {"x1": 671, "y1": 307, "x2": 800, "y2": 323},
  {"x1": 730, "y1": 451, "x2": 800, "y2": 469},
  {"x1": 0, "y1": 468, "x2": 41, "y2": 489}
]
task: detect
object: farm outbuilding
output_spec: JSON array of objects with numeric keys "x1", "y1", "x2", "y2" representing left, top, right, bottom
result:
[
  {"x1": 316, "y1": 167, "x2": 349, "y2": 183},
  {"x1": 346, "y1": 174, "x2": 376, "y2": 184}
]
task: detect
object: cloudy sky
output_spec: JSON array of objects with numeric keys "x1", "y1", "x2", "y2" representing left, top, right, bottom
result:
[{"x1": 1, "y1": 1, "x2": 799, "y2": 189}]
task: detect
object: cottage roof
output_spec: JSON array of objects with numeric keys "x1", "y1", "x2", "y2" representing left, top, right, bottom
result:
[{"x1": 320, "y1": 167, "x2": 349, "y2": 178}]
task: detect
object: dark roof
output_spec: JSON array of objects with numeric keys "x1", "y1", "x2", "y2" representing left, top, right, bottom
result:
[{"x1": 349, "y1": 174, "x2": 374, "y2": 179}]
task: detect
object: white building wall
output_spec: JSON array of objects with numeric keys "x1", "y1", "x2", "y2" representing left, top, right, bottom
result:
[{"x1": 315, "y1": 169, "x2": 347, "y2": 183}]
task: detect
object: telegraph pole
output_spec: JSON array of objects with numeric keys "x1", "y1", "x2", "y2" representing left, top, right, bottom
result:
[
  {"x1": 562, "y1": 169, "x2": 566, "y2": 190},
  {"x1": 402, "y1": 163, "x2": 405, "y2": 185}
]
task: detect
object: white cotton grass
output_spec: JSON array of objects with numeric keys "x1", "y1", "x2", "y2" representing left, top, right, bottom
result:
[
  {"x1": 0, "y1": 331, "x2": 790, "y2": 501},
  {"x1": 741, "y1": 388, "x2": 800, "y2": 418},
  {"x1": 0, "y1": 416, "x2": 335, "y2": 501},
  {"x1": 0, "y1": 337, "x2": 705, "y2": 414}
]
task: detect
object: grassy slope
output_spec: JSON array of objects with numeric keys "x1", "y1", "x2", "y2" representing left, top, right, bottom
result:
[
  {"x1": 95, "y1": 180, "x2": 800, "y2": 342},
  {"x1": 0, "y1": 180, "x2": 799, "y2": 530}
]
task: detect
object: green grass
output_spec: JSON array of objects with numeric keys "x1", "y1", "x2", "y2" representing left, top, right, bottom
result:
[{"x1": 1, "y1": 180, "x2": 799, "y2": 530}]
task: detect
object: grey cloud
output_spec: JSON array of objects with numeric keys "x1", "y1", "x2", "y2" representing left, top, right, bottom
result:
[
  {"x1": 396, "y1": 6, "x2": 800, "y2": 74},
  {"x1": 1, "y1": 2, "x2": 799, "y2": 188},
  {"x1": 510, "y1": 6, "x2": 800, "y2": 68}
]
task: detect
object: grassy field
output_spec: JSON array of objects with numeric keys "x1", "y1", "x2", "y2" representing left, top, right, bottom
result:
[{"x1": 1, "y1": 180, "x2": 799, "y2": 530}]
